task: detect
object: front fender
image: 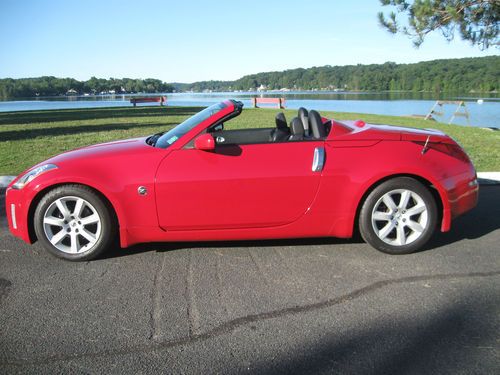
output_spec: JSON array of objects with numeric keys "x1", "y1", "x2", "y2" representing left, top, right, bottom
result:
[{"x1": 16, "y1": 165, "x2": 158, "y2": 247}]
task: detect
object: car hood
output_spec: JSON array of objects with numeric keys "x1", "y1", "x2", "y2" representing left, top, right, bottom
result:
[
  {"x1": 43, "y1": 137, "x2": 152, "y2": 165},
  {"x1": 10, "y1": 136, "x2": 161, "y2": 187}
]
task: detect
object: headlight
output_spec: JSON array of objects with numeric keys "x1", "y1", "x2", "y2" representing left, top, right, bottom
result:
[{"x1": 12, "y1": 164, "x2": 58, "y2": 189}]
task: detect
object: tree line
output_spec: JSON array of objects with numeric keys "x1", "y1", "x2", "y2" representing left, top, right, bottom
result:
[
  {"x1": 1, "y1": 56, "x2": 498, "y2": 99},
  {"x1": 0, "y1": 76, "x2": 174, "y2": 99},
  {"x1": 180, "y1": 56, "x2": 499, "y2": 93}
]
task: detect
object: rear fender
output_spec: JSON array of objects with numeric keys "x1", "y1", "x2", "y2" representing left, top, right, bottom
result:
[{"x1": 353, "y1": 173, "x2": 450, "y2": 234}]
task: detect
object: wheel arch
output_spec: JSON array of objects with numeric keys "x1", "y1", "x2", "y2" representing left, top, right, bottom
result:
[
  {"x1": 27, "y1": 182, "x2": 120, "y2": 244},
  {"x1": 353, "y1": 173, "x2": 445, "y2": 236}
]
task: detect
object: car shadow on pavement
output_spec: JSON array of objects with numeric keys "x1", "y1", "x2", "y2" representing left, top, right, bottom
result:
[
  {"x1": 103, "y1": 185, "x2": 500, "y2": 260},
  {"x1": 102, "y1": 236, "x2": 364, "y2": 260},
  {"x1": 425, "y1": 185, "x2": 500, "y2": 250}
]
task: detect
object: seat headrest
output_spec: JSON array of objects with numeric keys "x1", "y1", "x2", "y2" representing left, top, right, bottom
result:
[
  {"x1": 298, "y1": 107, "x2": 309, "y2": 134},
  {"x1": 309, "y1": 110, "x2": 326, "y2": 139},
  {"x1": 275, "y1": 112, "x2": 288, "y2": 129},
  {"x1": 290, "y1": 117, "x2": 304, "y2": 135}
]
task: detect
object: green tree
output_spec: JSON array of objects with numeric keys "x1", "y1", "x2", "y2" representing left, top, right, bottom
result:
[{"x1": 378, "y1": 0, "x2": 499, "y2": 49}]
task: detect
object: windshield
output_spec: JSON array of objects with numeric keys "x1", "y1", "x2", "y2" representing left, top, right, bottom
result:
[{"x1": 155, "y1": 102, "x2": 228, "y2": 148}]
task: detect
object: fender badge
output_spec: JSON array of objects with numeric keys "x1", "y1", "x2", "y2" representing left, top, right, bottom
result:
[{"x1": 138, "y1": 186, "x2": 148, "y2": 196}]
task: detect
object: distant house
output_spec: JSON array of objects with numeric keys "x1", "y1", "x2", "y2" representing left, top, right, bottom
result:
[{"x1": 66, "y1": 89, "x2": 78, "y2": 95}]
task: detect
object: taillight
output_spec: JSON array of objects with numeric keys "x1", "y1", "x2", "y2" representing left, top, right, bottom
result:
[{"x1": 413, "y1": 141, "x2": 471, "y2": 163}]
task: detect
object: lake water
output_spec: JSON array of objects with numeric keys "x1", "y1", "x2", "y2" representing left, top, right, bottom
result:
[{"x1": 1, "y1": 91, "x2": 499, "y2": 128}]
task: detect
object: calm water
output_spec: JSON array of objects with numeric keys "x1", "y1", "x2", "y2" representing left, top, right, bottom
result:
[{"x1": 1, "y1": 91, "x2": 499, "y2": 128}]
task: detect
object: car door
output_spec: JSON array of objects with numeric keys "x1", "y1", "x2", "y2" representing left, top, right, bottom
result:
[{"x1": 155, "y1": 138, "x2": 325, "y2": 231}]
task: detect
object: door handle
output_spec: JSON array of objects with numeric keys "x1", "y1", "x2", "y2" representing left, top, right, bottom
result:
[
  {"x1": 216, "y1": 136, "x2": 225, "y2": 143},
  {"x1": 312, "y1": 147, "x2": 325, "y2": 172}
]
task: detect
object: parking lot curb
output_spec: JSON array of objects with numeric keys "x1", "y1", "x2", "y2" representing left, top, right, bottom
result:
[
  {"x1": 477, "y1": 172, "x2": 500, "y2": 185},
  {"x1": 1, "y1": 173, "x2": 499, "y2": 188}
]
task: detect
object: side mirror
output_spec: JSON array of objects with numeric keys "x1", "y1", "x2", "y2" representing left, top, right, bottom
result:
[{"x1": 194, "y1": 133, "x2": 215, "y2": 151}]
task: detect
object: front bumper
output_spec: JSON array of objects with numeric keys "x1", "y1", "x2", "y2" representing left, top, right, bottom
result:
[{"x1": 5, "y1": 187, "x2": 33, "y2": 244}]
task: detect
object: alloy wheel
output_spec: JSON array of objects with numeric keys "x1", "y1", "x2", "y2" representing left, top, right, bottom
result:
[
  {"x1": 370, "y1": 189, "x2": 428, "y2": 246},
  {"x1": 43, "y1": 196, "x2": 102, "y2": 254}
]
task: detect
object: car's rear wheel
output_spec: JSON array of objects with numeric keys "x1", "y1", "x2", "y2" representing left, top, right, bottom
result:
[
  {"x1": 34, "y1": 185, "x2": 115, "y2": 261},
  {"x1": 359, "y1": 177, "x2": 437, "y2": 254}
]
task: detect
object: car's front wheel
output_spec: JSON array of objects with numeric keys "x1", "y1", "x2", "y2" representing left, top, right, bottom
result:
[
  {"x1": 34, "y1": 185, "x2": 115, "y2": 261},
  {"x1": 359, "y1": 177, "x2": 437, "y2": 254}
]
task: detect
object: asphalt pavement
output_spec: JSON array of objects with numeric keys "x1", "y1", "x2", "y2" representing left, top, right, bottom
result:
[{"x1": 0, "y1": 186, "x2": 499, "y2": 374}]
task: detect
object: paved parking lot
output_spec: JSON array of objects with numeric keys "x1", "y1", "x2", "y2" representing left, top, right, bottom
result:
[{"x1": 1, "y1": 186, "x2": 499, "y2": 374}]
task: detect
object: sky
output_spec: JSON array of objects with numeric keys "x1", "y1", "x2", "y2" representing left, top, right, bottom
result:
[{"x1": 0, "y1": 0, "x2": 497, "y2": 83}]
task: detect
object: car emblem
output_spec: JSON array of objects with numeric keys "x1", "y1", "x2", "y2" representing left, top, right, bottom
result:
[{"x1": 138, "y1": 186, "x2": 148, "y2": 196}]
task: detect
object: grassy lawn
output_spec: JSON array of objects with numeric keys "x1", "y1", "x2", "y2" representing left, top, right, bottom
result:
[{"x1": 0, "y1": 105, "x2": 498, "y2": 175}]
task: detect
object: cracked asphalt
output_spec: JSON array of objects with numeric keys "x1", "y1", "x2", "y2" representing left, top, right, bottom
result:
[{"x1": 0, "y1": 186, "x2": 499, "y2": 374}]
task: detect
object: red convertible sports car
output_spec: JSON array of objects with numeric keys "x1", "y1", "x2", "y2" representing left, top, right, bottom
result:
[{"x1": 6, "y1": 100, "x2": 478, "y2": 261}]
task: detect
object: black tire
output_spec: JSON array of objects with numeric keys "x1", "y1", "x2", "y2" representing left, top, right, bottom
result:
[
  {"x1": 34, "y1": 185, "x2": 115, "y2": 261},
  {"x1": 359, "y1": 177, "x2": 437, "y2": 254}
]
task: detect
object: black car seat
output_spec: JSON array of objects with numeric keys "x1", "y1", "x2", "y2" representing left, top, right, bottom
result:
[
  {"x1": 275, "y1": 112, "x2": 287, "y2": 129},
  {"x1": 309, "y1": 110, "x2": 327, "y2": 139},
  {"x1": 270, "y1": 112, "x2": 290, "y2": 142},
  {"x1": 298, "y1": 107, "x2": 310, "y2": 137},
  {"x1": 288, "y1": 117, "x2": 304, "y2": 141}
]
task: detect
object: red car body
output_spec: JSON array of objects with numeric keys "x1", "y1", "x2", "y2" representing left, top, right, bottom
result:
[{"x1": 6, "y1": 100, "x2": 478, "y2": 251}]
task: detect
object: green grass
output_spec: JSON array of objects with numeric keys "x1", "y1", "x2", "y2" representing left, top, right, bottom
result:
[{"x1": 0, "y1": 106, "x2": 498, "y2": 175}]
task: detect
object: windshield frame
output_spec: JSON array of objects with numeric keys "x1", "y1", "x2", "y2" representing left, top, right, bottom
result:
[{"x1": 154, "y1": 101, "x2": 232, "y2": 149}]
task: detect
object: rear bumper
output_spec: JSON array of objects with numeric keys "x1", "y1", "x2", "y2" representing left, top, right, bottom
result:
[
  {"x1": 5, "y1": 187, "x2": 33, "y2": 244},
  {"x1": 439, "y1": 172, "x2": 478, "y2": 232}
]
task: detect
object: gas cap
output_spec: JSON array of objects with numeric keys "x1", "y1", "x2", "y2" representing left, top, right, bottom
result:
[{"x1": 354, "y1": 120, "x2": 366, "y2": 128}]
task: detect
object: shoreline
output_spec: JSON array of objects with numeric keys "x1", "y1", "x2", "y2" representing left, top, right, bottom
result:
[{"x1": 1, "y1": 89, "x2": 500, "y2": 101}]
